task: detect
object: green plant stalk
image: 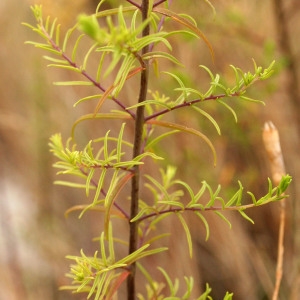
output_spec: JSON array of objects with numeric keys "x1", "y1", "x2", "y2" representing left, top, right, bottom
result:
[{"x1": 127, "y1": 0, "x2": 150, "y2": 299}]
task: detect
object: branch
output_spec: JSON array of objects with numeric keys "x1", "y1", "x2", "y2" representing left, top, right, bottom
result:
[
  {"x1": 37, "y1": 17, "x2": 136, "y2": 119},
  {"x1": 144, "y1": 92, "x2": 240, "y2": 121},
  {"x1": 127, "y1": 0, "x2": 150, "y2": 299}
]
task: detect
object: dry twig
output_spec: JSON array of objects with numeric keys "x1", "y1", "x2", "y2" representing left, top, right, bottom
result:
[{"x1": 262, "y1": 121, "x2": 286, "y2": 300}]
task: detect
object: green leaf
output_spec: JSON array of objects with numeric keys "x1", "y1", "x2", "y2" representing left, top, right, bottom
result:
[
  {"x1": 116, "y1": 123, "x2": 125, "y2": 162},
  {"x1": 99, "y1": 232, "x2": 108, "y2": 266},
  {"x1": 77, "y1": 14, "x2": 101, "y2": 40},
  {"x1": 144, "y1": 174, "x2": 170, "y2": 202},
  {"x1": 199, "y1": 283, "x2": 213, "y2": 300},
  {"x1": 238, "y1": 210, "x2": 254, "y2": 224},
  {"x1": 71, "y1": 112, "x2": 132, "y2": 139},
  {"x1": 153, "y1": 7, "x2": 214, "y2": 61},
  {"x1": 192, "y1": 106, "x2": 221, "y2": 135},
  {"x1": 133, "y1": 151, "x2": 163, "y2": 162},
  {"x1": 54, "y1": 180, "x2": 90, "y2": 189},
  {"x1": 225, "y1": 181, "x2": 243, "y2": 207},
  {"x1": 247, "y1": 191, "x2": 257, "y2": 205},
  {"x1": 33, "y1": 43, "x2": 62, "y2": 55},
  {"x1": 204, "y1": 183, "x2": 221, "y2": 207},
  {"x1": 194, "y1": 182, "x2": 208, "y2": 203},
  {"x1": 176, "y1": 213, "x2": 193, "y2": 258},
  {"x1": 136, "y1": 263, "x2": 157, "y2": 295},
  {"x1": 104, "y1": 172, "x2": 132, "y2": 236},
  {"x1": 158, "y1": 200, "x2": 184, "y2": 209},
  {"x1": 142, "y1": 51, "x2": 183, "y2": 66},
  {"x1": 147, "y1": 120, "x2": 217, "y2": 166},
  {"x1": 163, "y1": 71, "x2": 188, "y2": 101},
  {"x1": 126, "y1": 99, "x2": 173, "y2": 110},
  {"x1": 53, "y1": 81, "x2": 94, "y2": 86},
  {"x1": 130, "y1": 206, "x2": 159, "y2": 222},
  {"x1": 145, "y1": 130, "x2": 180, "y2": 150},
  {"x1": 277, "y1": 174, "x2": 292, "y2": 195},
  {"x1": 214, "y1": 211, "x2": 232, "y2": 229},
  {"x1": 47, "y1": 64, "x2": 81, "y2": 72},
  {"x1": 195, "y1": 212, "x2": 210, "y2": 241},
  {"x1": 43, "y1": 56, "x2": 68, "y2": 64},
  {"x1": 49, "y1": 17, "x2": 58, "y2": 39},
  {"x1": 239, "y1": 95, "x2": 265, "y2": 105},
  {"x1": 135, "y1": 34, "x2": 172, "y2": 52},
  {"x1": 93, "y1": 169, "x2": 106, "y2": 204},
  {"x1": 158, "y1": 267, "x2": 179, "y2": 296},
  {"x1": 200, "y1": 65, "x2": 215, "y2": 81},
  {"x1": 217, "y1": 99, "x2": 238, "y2": 123},
  {"x1": 118, "y1": 244, "x2": 168, "y2": 265},
  {"x1": 112, "y1": 55, "x2": 136, "y2": 96},
  {"x1": 73, "y1": 94, "x2": 103, "y2": 107},
  {"x1": 182, "y1": 276, "x2": 194, "y2": 299},
  {"x1": 63, "y1": 25, "x2": 77, "y2": 53},
  {"x1": 86, "y1": 169, "x2": 95, "y2": 197},
  {"x1": 174, "y1": 180, "x2": 195, "y2": 205},
  {"x1": 223, "y1": 291, "x2": 234, "y2": 300},
  {"x1": 82, "y1": 43, "x2": 98, "y2": 71}
]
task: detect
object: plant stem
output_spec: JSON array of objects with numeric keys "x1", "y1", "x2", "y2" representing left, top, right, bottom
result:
[
  {"x1": 262, "y1": 122, "x2": 287, "y2": 300},
  {"x1": 127, "y1": 1, "x2": 150, "y2": 299}
]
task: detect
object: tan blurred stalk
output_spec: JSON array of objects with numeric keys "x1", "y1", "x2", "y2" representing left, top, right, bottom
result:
[{"x1": 262, "y1": 121, "x2": 286, "y2": 300}]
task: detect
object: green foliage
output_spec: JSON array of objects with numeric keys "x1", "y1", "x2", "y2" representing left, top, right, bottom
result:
[{"x1": 24, "y1": 1, "x2": 291, "y2": 299}]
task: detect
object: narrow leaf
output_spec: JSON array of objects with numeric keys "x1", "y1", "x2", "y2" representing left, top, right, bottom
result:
[
  {"x1": 104, "y1": 173, "x2": 133, "y2": 236},
  {"x1": 147, "y1": 120, "x2": 217, "y2": 166},
  {"x1": 192, "y1": 106, "x2": 221, "y2": 135},
  {"x1": 240, "y1": 95, "x2": 265, "y2": 105},
  {"x1": 54, "y1": 180, "x2": 90, "y2": 189},
  {"x1": 43, "y1": 56, "x2": 68, "y2": 64},
  {"x1": 49, "y1": 18, "x2": 58, "y2": 39},
  {"x1": 214, "y1": 211, "x2": 232, "y2": 228},
  {"x1": 142, "y1": 51, "x2": 183, "y2": 66},
  {"x1": 86, "y1": 169, "x2": 95, "y2": 197},
  {"x1": 53, "y1": 81, "x2": 94, "y2": 86},
  {"x1": 176, "y1": 213, "x2": 193, "y2": 258},
  {"x1": 72, "y1": 112, "x2": 132, "y2": 138},
  {"x1": 93, "y1": 84, "x2": 115, "y2": 115},
  {"x1": 195, "y1": 212, "x2": 210, "y2": 241},
  {"x1": 126, "y1": 99, "x2": 172, "y2": 110},
  {"x1": 73, "y1": 94, "x2": 103, "y2": 107},
  {"x1": 82, "y1": 43, "x2": 98, "y2": 71},
  {"x1": 158, "y1": 267, "x2": 177, "y2": 296},
  {"x1": 238, "y1": 210, "x2": 254, "y2": 224},
  {"x1": 72, "y1": 34, "x2": 85, "y2": 62},
  {"x1": 225, "y1": 182, "x2": 243, "y2": 207},
  {"x1": 47, "y1": 64, "x2": 81, "y2": 72},
  {"x1": 105, "y1": 271, "x2": 130, "y2": 300},
  {"x1": 55, "y1": 23, "x2": 61, "y2": 46},
  {"x1": 145, "y1": 130, "x2": 180, "y2": 150},
  {"x1": 153, "y1": 7, "x2": 214, "y2": 62},
  {"x1": 217, "y1": 99, "x2": 238, "y2": 122},
  {"x1": 117, "y1": 123, "x2": 126, "y2": 162},
  {"x1": 174, "y1": 180, "x2": 195, "y2": 205},
  {"x1": 93, "y1": 169, "x2": 107, "y2": 205},
  {"x1": 63, "y1": 25, "x2": 77, "y2": 52}
]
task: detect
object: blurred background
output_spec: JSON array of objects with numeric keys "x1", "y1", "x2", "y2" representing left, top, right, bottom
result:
[{"x1": 1, "y1": 0, "x2": 300, "y2": 299}]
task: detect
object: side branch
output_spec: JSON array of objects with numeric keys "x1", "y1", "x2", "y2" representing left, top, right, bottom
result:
[{"x1": 144, "y1": 92, "x2": 240, "y2": 121}]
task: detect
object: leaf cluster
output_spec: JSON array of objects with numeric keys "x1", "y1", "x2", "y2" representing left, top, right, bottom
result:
[
  {"x1": 132, "y1": 166, "x2": 291, "y2": 255},
  {"x1": 24, "y1": 2, "x2": 292, "y2": 299},
  {"x1": 61, "y1": 223, "x2": 167, "y2": 300},
  {"x1": 137, "y1": 266, "x2": 233, "y2": 300}
]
